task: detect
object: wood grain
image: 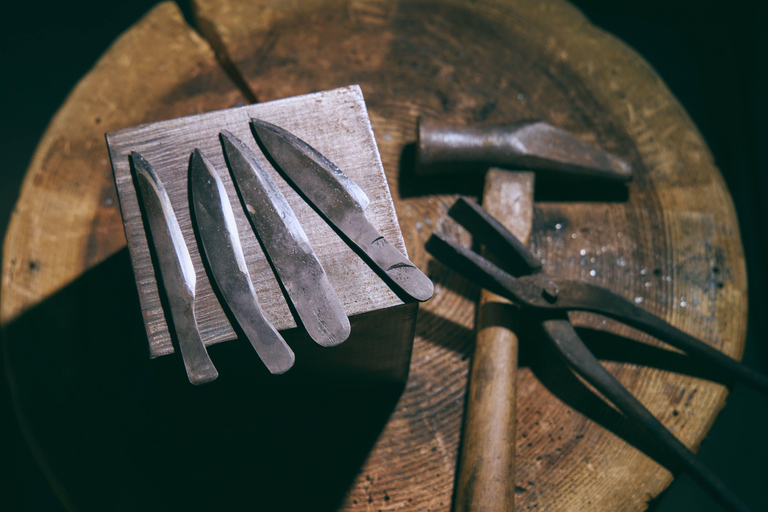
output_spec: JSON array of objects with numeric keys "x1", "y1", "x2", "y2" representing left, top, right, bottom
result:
[
  {"x1": 0, "y1": 2, "x2": 245, "y2": 326},
  {"x1": 107, "y1": 86, "x2": 409, "y2": 359},
  {"x1": 0, "y1": 0, "x2": 748, "y2": 511},
  {"x1": 455, "y1": 170, "x2": 535, "y2": 512},
  {"x1": 192, "y1": 0, "x2": 746, "y2": 510}
]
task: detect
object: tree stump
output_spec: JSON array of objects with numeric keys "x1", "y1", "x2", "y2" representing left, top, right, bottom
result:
[{"x1": 1, "y1": 1, "x2": 747, "y2": 511}]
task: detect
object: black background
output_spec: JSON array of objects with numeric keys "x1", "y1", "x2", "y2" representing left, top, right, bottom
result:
[{"x1": 1, "y1": 0, "x2": 766, "y2": 510}]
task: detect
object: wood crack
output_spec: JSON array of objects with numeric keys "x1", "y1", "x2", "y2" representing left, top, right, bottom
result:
[{"x1": 187, "y1": 2, "x2": 259, "y2": 104}]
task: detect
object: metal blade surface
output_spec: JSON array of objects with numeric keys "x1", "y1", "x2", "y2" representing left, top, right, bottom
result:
[
  {"x1": 189, "y1": 149, "x2": 295, "y2": 374},
  {"x1": 220, "y1": 131, "x2": 350, "y2": 347},
  {"x1": 251, "y1": 119, "x2": 433, "y2": 302},
  {"x1": 130, "y1": 151, "x2": 218, "y2": 384}
]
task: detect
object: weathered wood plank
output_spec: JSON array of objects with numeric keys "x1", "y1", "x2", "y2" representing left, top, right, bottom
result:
[{"x1": 107, "y1": 85, "x2": 407, "y2": 358}]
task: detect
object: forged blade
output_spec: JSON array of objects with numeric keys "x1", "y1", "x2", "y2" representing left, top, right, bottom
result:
[
  {"x1": 220, "y1": 131, "x2": 350, "y2": 347},
  {"x1": 130, "y1": 151, "x2": 218, "y2": 385},
  {"x1": 189, "y1": 149, "x2": 295, "y2": 374},
  {"x1": 250, "y1": 118, "x2": 434, "y2": 302}
]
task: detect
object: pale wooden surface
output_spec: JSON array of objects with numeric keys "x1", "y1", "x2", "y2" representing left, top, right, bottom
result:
[
  {"x1": 0, "y1": 1, "x2": 747, "y2": 511},
  {"x1": 455, "y1": 170, "x2": 535, "y2": 512},
  {"x1": 108, "y1": 86, "x2": 406, "y2": 357}
]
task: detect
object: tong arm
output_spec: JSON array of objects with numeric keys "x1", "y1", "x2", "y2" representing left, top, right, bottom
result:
[
  {"x1": 425, "y1": 231, "x2": 539, "y2": 303},
  {"x1": 546, "y1": 281, "x2": 768, "y2": 396},
  {"x1": 541, "y1": 317, "x2": 750, "y2": 512},
  {"x1": 426, "y1": 231, "x2": 768, "y2": 396},
  {"x1": 448, "y1": 198, "x2": 542, "y2": 275}
]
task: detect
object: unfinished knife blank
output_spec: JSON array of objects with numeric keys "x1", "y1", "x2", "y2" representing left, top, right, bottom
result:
[
  {"x1": 220, "y1": 131, "x2": 350, "y2": 348},
  {"x1": 189, "y1": 149, "x2": 295, "y2": 374},
  {"x1": 250, "y1": 118, "x2": 434, "y2": 303},
  {"x1": 130, "y1": 151, "x2": 218, "y2": 385}
]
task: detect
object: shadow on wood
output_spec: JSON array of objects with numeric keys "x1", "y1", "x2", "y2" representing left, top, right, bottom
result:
[
  {"x1": 2, "y1": 249, "x2": 402, "y2": 511},
  {"x1": 514, "y1": 313, "x2": 735, "y2": 479}
]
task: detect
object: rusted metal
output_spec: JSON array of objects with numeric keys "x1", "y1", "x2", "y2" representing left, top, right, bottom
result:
[{"x1": 417, "y1": 119, "x2": 633, "y2": 182}]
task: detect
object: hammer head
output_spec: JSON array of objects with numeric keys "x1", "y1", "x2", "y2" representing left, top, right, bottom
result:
[{"x1": 416, "y1": 118, "x2": 632, "y2": 183}]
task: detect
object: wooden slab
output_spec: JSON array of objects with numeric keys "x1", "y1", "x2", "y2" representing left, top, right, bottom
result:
[
  {"x1": 0, "y1": 0, "x2": 749, "y2": 511},
  {"x1": 107, "y1": 85, "x2": 406, "y2": 357}
]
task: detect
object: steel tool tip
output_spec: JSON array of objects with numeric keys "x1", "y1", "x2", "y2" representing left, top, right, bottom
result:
[
  {"x1": 515, "y1": 121, "x2": 633, "y2": 182},
  {"x1": 219, "y1": 130, "x2": 239, "y2": 150},
  {"x1": 416, "y1": 119, "x2": 633, "y2": 183},
  {"x1": 189, "y1": 149, "x2": 219, "y2": 191},
  {"x1": 130, "y1": 151, "x2": 154, "y2": 176},
  {"x1": 250, "y1": 118, "x2": 286, "y2": 137}
]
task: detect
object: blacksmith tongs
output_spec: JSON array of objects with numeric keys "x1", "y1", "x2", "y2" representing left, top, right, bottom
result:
[{"x1": 426, "y1": 198, "x2": 768, "y2": 512}]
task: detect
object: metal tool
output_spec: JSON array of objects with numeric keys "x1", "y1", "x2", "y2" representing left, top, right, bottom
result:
[
  {"x1": 220, "y1": 131, "x2": 350, "y2": 347},
  {"x1": 250, "y1": 118, "x2": 434, "y2": 303},
  {"x1": 189, "y1": 149, "x2": 295, "y2": 374},
  {"x1": 130, "y1": 152, "x2": 218, "y2": 385},
  {"x1": 427, "y1": 198, "x2": 768, "y2": 512},
  {"x1": 417, "y1": 119, "x2": 633, "y2": 182}
]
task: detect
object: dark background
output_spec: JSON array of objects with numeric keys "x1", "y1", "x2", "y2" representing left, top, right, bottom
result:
[{"x1": 1, "y1": 0, "x2": 765, "y2": 510}]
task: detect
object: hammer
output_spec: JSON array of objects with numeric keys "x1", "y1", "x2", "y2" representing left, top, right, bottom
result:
[{"x1": 417, "y1": 118, "x2": 632, "y2": 512}]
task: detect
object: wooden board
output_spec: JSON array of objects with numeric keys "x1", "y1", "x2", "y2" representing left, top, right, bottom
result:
[
  {"x1": 107, "y1": 86, "x2": 406, "y2": 357},
  {"x1": 0, "y1": 1, "x2": 748, "y2": 511}
]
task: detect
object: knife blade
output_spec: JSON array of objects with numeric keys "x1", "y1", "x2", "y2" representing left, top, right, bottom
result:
[
  {"x1": 189, "y1": 149, "x2": 295, "y2": 374},
  {"x1": 130, "y1": 151, "x2": 218, "y2": 385},
  {"x1": 250, "y1": 119, "x2": 434, "y2": 302},
  {"x1": 220, "y1": 131, "x2": 350, "y2": 347}
]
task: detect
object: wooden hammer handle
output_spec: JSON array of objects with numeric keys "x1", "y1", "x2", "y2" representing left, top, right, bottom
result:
[{"x1": 455, "y1": 170, "x2": 535, "y2": 512}]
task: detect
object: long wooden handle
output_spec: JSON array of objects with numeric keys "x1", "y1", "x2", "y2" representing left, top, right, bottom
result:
[{"x1": 455, "y1": 170, "x2": 535, "y2": 512}]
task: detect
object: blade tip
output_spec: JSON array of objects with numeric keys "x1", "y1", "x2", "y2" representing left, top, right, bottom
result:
[
  {"x1": 129, "y1": 151, "x2": 156, "y2": 182},
  {"x1": 219, "y1": 129, "x2": 235, "y2": 142},
  {"x1": 250, "y1": 118, "x2": 280, "y2": 139},
  {"x1": 129, "y1": 150, "x2": 146, "y2": 167},
  {"x1": 190, "y1": 148, "x2": 206, "y2": 171},
  {"x1": 219, "y1": 131, "x2": 241, "y2": 155},
  {"x1": 250, "y1": 118, "x2": 268, "y2": 129}
]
